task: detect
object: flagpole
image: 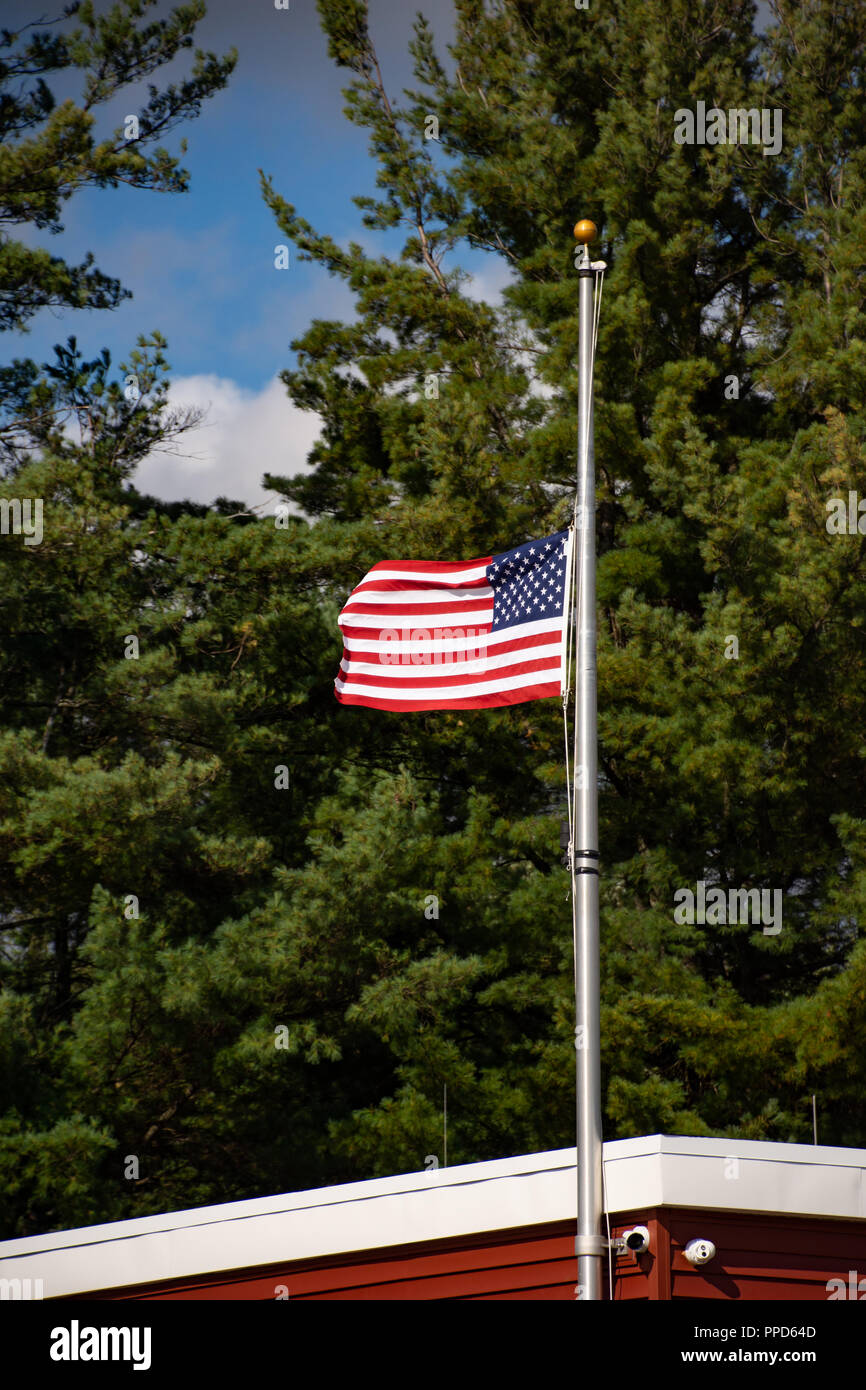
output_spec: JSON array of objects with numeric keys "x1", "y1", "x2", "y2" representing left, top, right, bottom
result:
[{"x1": 572, "y1": 218, "x2": 605, "y2": 1301}]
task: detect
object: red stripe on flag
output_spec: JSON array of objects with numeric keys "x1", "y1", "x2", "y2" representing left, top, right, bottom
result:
[
  {"x1": 334, "y1": 681, "x2": 562, "y2": 711},
  {"x1": 364, "y1": 557, "x2": 492, "y2": 574},
  {"x1": 341, "y1": 600, "x2": 493, "y2": 620}
]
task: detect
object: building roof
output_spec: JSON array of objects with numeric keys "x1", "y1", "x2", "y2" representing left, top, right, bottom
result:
[{"x1": 2, "y1": 1133, "x2": 864, "y2": 1298}]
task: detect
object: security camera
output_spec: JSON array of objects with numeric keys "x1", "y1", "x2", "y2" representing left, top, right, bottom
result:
[
  {"x1": 622, "y1": 1225, "x2": 650, "y2": 1255},
  {"x1": 684, "y1": 1238, "x2": 716, "y2": 1266}
]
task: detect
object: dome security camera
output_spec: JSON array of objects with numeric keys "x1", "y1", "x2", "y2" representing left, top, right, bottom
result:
[
  {"x1": 622, "y1": 1225, "x2": 650, "y2": 1255},
  {"x1": 684, "y1": 1238, "x2": 716, "y2": 1266}
]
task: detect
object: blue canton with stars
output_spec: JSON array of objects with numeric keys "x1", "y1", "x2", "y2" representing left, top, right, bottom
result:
[{"x1": 486, "y1": 529, "x2": 570, "y2": 631}]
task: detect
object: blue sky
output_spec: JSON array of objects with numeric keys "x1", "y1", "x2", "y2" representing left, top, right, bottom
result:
[
  {"x1": 5, "y1": 0, "x2": 774, "y2": 508},
  {"x1": 6, "y1": 0, "x2": 511, "y2": 507}
]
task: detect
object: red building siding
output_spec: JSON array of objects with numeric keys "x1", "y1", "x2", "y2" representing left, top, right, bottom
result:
[
  {"x1": 612, "y1": 1210, "x2": 866, "y2": 1302},
  {"x1": 72, "y1": 1209, "x2": 866, "y2": 1301}
]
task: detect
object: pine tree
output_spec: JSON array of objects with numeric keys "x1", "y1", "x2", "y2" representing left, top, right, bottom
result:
[
  {"x1": 256, "y1": 0, "x2": 866, "y2": 1153},
  {"x1": 4, "y1": 0, "x2": 866, "y2": 1238},
  {"x1": 0, "y1": 0, "x2": 235, "y2": 337}
]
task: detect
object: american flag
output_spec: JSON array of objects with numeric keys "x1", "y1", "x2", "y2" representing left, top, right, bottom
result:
[{"x1": 334, "y1": 528, "x2": 574, "y2": 710}]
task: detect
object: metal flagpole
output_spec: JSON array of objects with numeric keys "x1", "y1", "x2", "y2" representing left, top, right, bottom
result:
[{"x1": 572, "y1": 218, "x2": 605, "y2": 1300}]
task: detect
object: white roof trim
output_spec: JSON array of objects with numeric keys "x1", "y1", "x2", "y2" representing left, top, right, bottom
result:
[{"x1": 1, "y1": 1134, "x2": 864, "y2": 1298}]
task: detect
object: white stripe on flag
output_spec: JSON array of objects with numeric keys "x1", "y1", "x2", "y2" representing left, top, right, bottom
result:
[{"x1": 335, "y1": 664, "x2": 562, "y2": 701}]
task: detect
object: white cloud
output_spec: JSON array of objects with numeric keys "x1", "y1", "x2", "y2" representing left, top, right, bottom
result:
[
  {"x1": 463, "y1": 258, "x2": 515, "y2": 305},
  {"x1": 134, "y1": 374, "x2": 321, "y2": 510}
]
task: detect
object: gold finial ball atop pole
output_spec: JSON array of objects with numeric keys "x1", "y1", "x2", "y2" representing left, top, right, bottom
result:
[{"x1": 573, "y1": 219, "x2": 597, "y2": 245}]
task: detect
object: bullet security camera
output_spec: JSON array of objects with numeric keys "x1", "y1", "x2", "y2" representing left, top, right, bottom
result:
[
  {"x1": 684, "y1": 1238, "x2": 716, "y2": 1266},
  {"x1": 622, "y1": 1225, "x2": 650, "y2": 1255}
]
